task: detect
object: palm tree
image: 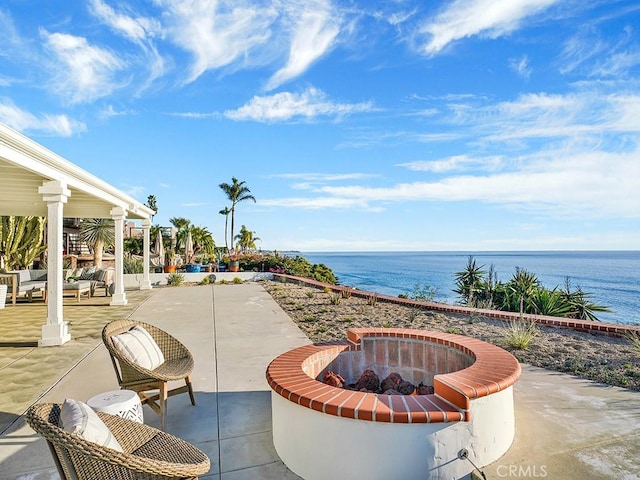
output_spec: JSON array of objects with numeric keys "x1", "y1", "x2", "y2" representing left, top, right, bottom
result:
[
  {"x1": 169, "y1": 217, "x2": 190, "y2": 250},
  {"x1": 218, "y1": 177, "x2": 256, "y2": 252},
  {"x1": 80, "y1": 218, "x2": 115, "y2": 269},
  {"x1": 234, "y1": 225, "x2": 260, "y2": 253},
  {"x1": 146, "y1": 195, "x2": 157, "y2": 221},
  {"x1": 190, "y1": 226, "x2": 216, "y2": 259},
  {"x1": 219, "y1": 207, "x2": 231, "y2": 252}
]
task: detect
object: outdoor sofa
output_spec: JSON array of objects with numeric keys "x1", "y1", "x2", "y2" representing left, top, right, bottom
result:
[
  {"x1": 0, "y1": 269, "x2": 47, "y2": 306},
  {"x1": 0, "y1": 267, "x2": 114, "y2": 306}
]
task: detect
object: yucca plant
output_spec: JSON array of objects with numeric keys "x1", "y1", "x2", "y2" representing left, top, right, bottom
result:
[
  {"x1": 454, "y1": 256, "x2": 486, "y2": 305},
  {"x1": 530, "y1": 287, "x2": 573, "y2": 317},
  {"x1": 80, "y1": 218, "x2": 115, "y2": 269}
]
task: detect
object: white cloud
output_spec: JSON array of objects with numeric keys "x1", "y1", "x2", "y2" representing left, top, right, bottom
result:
[
  {"x1": 560, "y1": 26, "x2": 640, "y2": 78},
  {"x1": 259, "y1": 196, "x2": 372, "y2": 210},
  {"x1": 157, "y1": 0, "x2": 276, "y2": 83},
  {"x1": 0, "y1": 100, "x2": 86, "y2": 136},
  {"x1": 88, "y1": 0, "x2": 166, "y2": 85},
  {"x1": 99, "y1": 104, "x2": 137, "y2": 118},
  {"x1": 510, "y1": 55, "x2": 532, "y2": 78},
  {"x1": 272, "y1": 173, "x2": 376, "y2": 181},
  {"x1": 313, "y1": 147, "x2": 640, "y2": 218},
  {"x1": 398, "y1": 155, "x2": 503, "y2": 173},
  {"x1": 122, "y1": 184, "x2": 145, "y2": 197},
  {"x1": 88, "y1": 0, "x2": 161, "y2": 43},
  {"x1": 418, "y1": 0, "x2": 559, "y2": 56},
  {"x1": 265, "y1": 0, "x2": 342, "y2": 90},
  {"x1": 224, "y1": 87, "x2": 373, "y2": 122},
  {"x1": 41, "y1": 29, "x2": 125, "y2": 104}
]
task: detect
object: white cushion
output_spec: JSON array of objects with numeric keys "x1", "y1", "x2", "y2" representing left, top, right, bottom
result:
[
  {"x1": 60, "y1": 399, "x2": 123, "y2": 452},
  {"x1": 111, "y1": 325, "x2": 165, "y2": 370}
]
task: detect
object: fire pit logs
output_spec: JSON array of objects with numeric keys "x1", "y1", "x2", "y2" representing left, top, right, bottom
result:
[{"x1": 324, "y1": 369, "x2": 431, "y2": 396}]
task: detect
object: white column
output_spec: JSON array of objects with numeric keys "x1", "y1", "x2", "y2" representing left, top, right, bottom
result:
[
  {"x1": 110, "y1": 207, "x2": 128, "y2": 306},
  {"x1": 38, "y1": 180, "x2": 71, "y2": 346},
  {"x1": 140, "y1": 218, "x2": 152, "y2": 290}
]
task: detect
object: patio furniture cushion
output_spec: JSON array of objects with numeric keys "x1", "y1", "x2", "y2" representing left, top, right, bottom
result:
[
  {"x1": 79, "y1": 266, "x2": 97, "y2": 280},
  {"x1": 60, "y1": 399, "x2": 123, "y2": 452},
  {"x1": 93, "y1": 269, "x2": 107, "y2": 283},
  {"x1": 67, "y1": 267, "x2": 84, "y2": 279},
  {"x1": 111, "y1": 325, "x2": 165, "y2": 370},
  {"x1": 27, "y1": 402, "x2": 210, "y2": 479},
  {"x1": 103, "y1": 320, "x2": 196, "y2": 430}
]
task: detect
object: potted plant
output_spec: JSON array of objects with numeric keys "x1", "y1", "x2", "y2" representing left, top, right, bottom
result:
[
  {"x1": 226, "y1": 252, "x2": 240, "y2": 272},
  {"x1": 164, "y1": 249, "x2": 177, "y2": 273}
]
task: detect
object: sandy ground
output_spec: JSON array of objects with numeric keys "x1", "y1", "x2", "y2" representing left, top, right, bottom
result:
[{"x1": 261, "y1": 280, "x2": 640, "y2": 391}]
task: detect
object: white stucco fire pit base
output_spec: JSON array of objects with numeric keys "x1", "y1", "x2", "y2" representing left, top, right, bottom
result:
[{"x1": 266, "y1": 328, "x2": 521, "y2": 480}]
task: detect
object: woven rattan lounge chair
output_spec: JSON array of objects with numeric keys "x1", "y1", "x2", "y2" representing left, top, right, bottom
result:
[
  {"x1": 26, "y1": 402, "x2": 210, "y2": 479},
  {"x1": 102, "y1": 319, "x2": 196, "y2": 430}
]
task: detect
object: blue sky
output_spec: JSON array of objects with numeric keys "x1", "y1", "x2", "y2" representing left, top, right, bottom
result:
[{"x1": 1, "y1": 0, "x2": 639, "y2": 252}]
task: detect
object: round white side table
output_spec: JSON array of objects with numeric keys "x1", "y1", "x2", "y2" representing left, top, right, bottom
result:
[{"x1": 87, "y1": 389, "x2": 144, "y2": 423}]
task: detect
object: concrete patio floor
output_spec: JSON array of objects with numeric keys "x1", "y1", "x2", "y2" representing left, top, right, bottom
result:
[{"x1": 0, "y1": 282, "x2": 639, "y2": 479}]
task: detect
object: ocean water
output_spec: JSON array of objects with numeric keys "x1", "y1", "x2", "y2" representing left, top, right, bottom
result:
[{"x1": 300, "y1": 251, "x2": 640, "y2": 325}]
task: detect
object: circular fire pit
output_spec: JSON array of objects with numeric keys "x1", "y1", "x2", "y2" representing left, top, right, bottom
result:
[{"x1": 266, "y1": 328, "x2": 521, "y2": 479}]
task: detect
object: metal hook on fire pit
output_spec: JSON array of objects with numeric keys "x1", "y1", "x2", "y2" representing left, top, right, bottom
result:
[{"x1": 458, "y1": 448, "x2": 487, "y2": 480}]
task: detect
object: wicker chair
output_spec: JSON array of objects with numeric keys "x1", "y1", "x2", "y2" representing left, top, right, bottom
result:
[
  {"x1": 102, "y1": 320, "x2": 196, "y2": 430},
  {"x1": 26, "y1": 402, "x2": 210, "y2": 480}
]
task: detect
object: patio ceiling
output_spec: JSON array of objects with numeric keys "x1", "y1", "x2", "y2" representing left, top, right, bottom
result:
[{"x1": 0, "y1": 123, "x2": 153, "y2": 220}]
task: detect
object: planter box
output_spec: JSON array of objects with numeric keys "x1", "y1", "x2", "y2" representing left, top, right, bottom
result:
[{"x1": 186, "y1": 264, "x2": 201, "y2": 273}]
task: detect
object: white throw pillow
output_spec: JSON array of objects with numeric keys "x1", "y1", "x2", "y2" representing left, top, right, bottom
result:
[
  {"x1": 60, "y1": 399, "x2": 123, "y2": 452},
  {"x1": 111, "y1": 325, "x2": 165, "y2": 370}
]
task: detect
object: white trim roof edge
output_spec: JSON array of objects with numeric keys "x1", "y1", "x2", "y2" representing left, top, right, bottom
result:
[{"x1": 0, "y1": 123, "x2": 154, "y2": 220}]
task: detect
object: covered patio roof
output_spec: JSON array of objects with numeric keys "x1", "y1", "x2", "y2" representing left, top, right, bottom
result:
[
  {"x1": 0, "y1": 123, "x2": 153, "y2": 220},
  {"x1": 0, "y1": 122, "x2": 155, "y2": 346}
]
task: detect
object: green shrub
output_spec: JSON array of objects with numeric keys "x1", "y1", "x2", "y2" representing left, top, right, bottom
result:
[
  {"x1": 306, "y1": 290, "x2": 315, "y2": 298},
  {"x1": 167, "y1": 273, "x2": 184, "y2": 286},
  {"x1": 330, "y1": 294, "x2": 341, "y2": 305},
  {"x1": 232, "y1": 277, "x2": 243, "y2": 284}
]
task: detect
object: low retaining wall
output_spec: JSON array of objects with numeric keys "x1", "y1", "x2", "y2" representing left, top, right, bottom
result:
[
  {"x1": 124, "y1": 271, "x2": 273, "y2": 288},
  {"x1": 273, "y1": 274, "x2": 639, "y2": 338}
]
